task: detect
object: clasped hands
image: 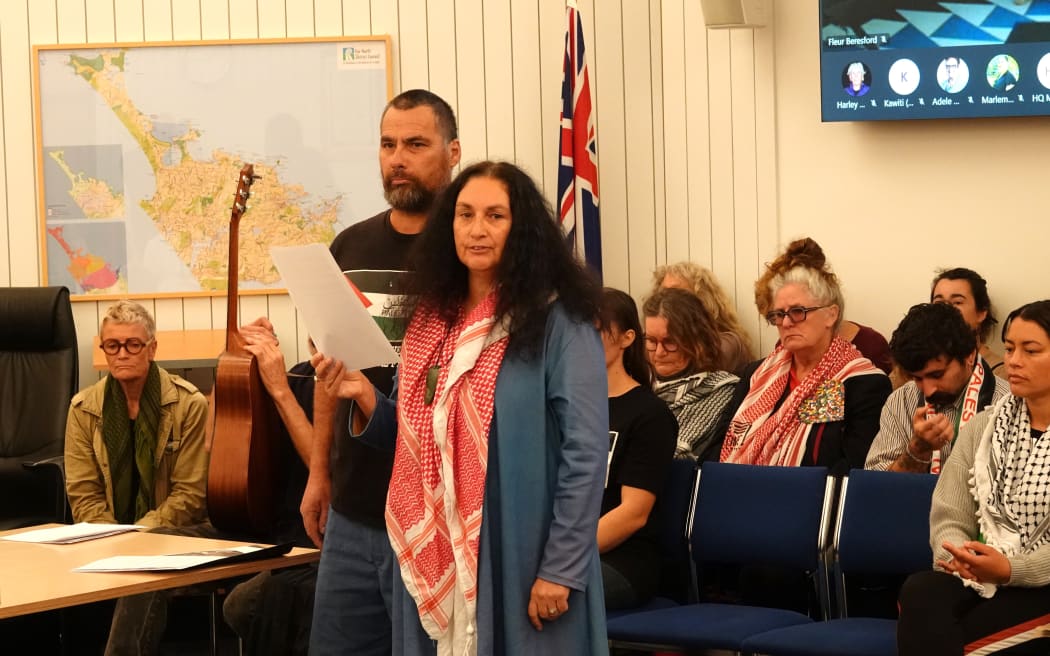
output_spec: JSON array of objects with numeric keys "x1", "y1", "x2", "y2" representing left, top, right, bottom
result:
[{"x1": 936, "y1": 540, "x2": 1012, "y2": 585}]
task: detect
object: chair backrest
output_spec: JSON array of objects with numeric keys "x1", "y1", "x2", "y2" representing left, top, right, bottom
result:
[
  {"x1": 690, "y1": 462, "x2": 834, "y2": 572},
  {"x1": 647, "y1": 457, "x2": 700, "y2": 602},
  {"x1": 835, "y1": 469, "x2": 937, "y2": 575},
  {"x1": 0, "y1": 286, "x2": 79, "y2": 459},
  {"x1": 832, "y1": 469, "x2": 937, "y2": 618},
  {"x1": 652, "y1": 457, "x2": 699, "y2": 560}
]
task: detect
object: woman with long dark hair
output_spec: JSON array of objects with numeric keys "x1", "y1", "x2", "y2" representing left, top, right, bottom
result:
[
  {"x1": 313, "y1": 161, "x2": 608, "y2": 655},
  {"x1": 898, "y1": 300, "x2": 1050, "y2": 655},
  {"x1": 597, "y1": 288, "x2": 677, "y2": 610}
]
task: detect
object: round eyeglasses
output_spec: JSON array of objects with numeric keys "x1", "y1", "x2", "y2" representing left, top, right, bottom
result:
[
  {"x1": 99, "y1": 339, "x2": 153, "y2": 355},
  {"x1": 644, "y1": 336, "x2": 680, "y2": 353}
]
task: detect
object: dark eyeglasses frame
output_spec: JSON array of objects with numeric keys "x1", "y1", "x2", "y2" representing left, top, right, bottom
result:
[
  {"x1": 765, "y1": 305, "x2": 829, "y2": 327},
  {"x1": 99, "y1": 339, "x2": 153, "y2": 355},
  {"x1": 644, "y1": 336, "x2": 680, "y2": 353}
]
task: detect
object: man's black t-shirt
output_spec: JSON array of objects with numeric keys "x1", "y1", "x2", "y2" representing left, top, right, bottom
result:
[{"x1": 328, "y1": 210, "x2": 417, "y2": 527}]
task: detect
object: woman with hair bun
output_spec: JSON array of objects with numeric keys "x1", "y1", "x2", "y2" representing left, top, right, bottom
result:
[
  {"x1": 754, "y1": 245, "x2": 892, "y2": 375},
  {"x1": 717, "y1": 237, "x2": 891, "y2": 474}
]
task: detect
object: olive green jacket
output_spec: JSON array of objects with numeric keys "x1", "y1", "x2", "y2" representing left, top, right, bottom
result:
[{"x1": 64, "y1": 368, "x2": 209, "y2": 528}]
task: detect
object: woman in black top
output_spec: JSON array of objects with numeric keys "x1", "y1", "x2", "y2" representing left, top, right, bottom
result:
[{"x1": 598, "y1": 288, "x2": 678, "y2": 609}]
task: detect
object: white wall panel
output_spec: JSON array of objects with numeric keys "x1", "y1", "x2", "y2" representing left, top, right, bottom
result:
[
  {"x1": 57, "y1": 0, "x2": 88, "y2": 44},
  {"x1": 314, "y1": 0, "x2": 343, "y2": 37},
  {"x1": 622, "y1": 0, "x2": 657, "y2": 298},
  {"x1": 371, "y1": 0, "x2": 400, "y2": 93},
  {"x1": 86, "y1": 0, "x2": 118, "y2": 43},
  {"x1": 142, "y1": 0, "x2": 173, "y2": 41},
  {"x1": 482, "y1": 0, "x2": 515, "y2": 162},
  {"x1": 661, "y1": 0, "x2": 689, "y2": 268},
  {"x1": 171, "y1": 0, "x2": 202, "y2": 41},
  {"x1": 648, "y1": 0, "x2": 666, "y2": 270},
  {"x1": 397, "y1": 0, "x2": 430, "y2": 91},
  {"x1": 114, "y1": 0, "x2": 145, "y2": 42},
  {"x1": 342, "y1": 1, "x2": 371, "y2": 35},
  {"x1": 200, "y1": 0, "x2": 231, "y2": 40},
  {"x1": 425, "y1": 0, "x2": 457, "y2": 109},
  {"x1": 508, "y1": 0, "x2": 542, "y2": 180},
  {"x1": 535, "y1": 0, "x2": 563, "y2": 200},
  {"x1": 683, "y1": 0, "x2": 713, "y2": 269},
  {"x1": 286, "y1": 0, "x2": 315, "y2": 37},
  {"x1": 592, "y1": 0, "x2": 628, "y2": 293},
  {"x1": 228, "y1": 0, "x2": 260, "y2": 38},
  {"x1": 452, "y1": 0, "x2": 485, "y2": 165}
]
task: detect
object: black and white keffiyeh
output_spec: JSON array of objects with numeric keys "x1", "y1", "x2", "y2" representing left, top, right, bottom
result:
[
  {"x1": 968, "y1": 393, "x2": 1050, "y2": 597},
  {"x1": 655, "y1": 370, "x2": 737, "y2": 459}
]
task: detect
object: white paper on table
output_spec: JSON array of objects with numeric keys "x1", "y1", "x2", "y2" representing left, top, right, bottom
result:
[
  {"x1": 74, "y1": 546, "x2": 264, "y2": 572},
  {"x1": 2, "y1": 522, "x2": 144, "y2": 544},
  {"x1": 270, "y1": 244, "x2": 399, "y2": 371}
]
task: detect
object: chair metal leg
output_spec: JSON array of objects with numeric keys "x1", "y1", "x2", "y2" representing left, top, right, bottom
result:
[{"x1": 209, "y1": 591, "x2": 218, "y2": 656}]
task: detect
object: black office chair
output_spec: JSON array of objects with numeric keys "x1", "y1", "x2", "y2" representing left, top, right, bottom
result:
[{"x1": 0, "y1": 286, "x2": 78, "y2": 529}]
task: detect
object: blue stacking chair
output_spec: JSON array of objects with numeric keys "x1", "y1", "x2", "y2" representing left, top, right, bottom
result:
[
  {"x1": 606, "y1": 462, "x2": 836, "y2": 653},
  {"x1": 741, "y1": 469, "x2": 938, "y2": 656},
  {"x1": 606, "y1": 457, "x2": 699, "y2": 621}
]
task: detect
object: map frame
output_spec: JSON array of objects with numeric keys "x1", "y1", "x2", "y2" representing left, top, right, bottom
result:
[{"x1": 32, "y1": 36, "x2": 393, "y2": 301}]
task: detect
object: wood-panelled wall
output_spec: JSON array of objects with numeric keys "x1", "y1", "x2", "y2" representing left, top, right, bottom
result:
[{"x1": 0, "y1": 0, "x2": 779, "y2": 389}]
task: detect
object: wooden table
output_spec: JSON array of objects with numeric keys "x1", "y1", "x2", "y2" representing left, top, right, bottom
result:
[
  {"x1": 0, "y1": 526, "x2": 318, "y2": 619},
  {"x1": 92, "y1": 329, "x2": 227, "y2": 371}
]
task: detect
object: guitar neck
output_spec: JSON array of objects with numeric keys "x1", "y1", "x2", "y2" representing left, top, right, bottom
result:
[
  {"x1": 225, "y1": 163, "x2": 253, "y2": 353},
  {"x1": 226, "y1": 213, "x2": 240, "y2": 351}
]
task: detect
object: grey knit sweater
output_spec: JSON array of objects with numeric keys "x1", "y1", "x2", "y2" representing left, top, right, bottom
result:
[{"x1": 931, "y1": 409, "x2": 1050, "y2": 587}]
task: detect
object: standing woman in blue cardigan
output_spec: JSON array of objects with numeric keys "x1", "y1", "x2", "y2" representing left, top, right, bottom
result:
[{"x1": 313, "y1": 161, "x2": 609, "y2": 656}]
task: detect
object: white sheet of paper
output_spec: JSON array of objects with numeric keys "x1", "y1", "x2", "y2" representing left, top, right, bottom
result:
[
  {"x1": 2, "y1": 522, "x2": 143, "y2": 544},
  {"x1": 270, "y1": 243, "x2": 399, "y2": 371},
  {"x1": 74, "y1": 546, "x2": 263, "y2": 572}
]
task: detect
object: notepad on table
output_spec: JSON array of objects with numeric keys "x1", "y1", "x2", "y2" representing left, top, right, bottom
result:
[
  {"x1": 1, "y1": 522, "x2": 143, "y2": 544},
  {"x1": 74, "y1": 542, "x2": 293, "y2": 572}
]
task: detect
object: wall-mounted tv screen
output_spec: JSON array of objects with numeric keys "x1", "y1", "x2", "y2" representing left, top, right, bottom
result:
[{"x1": 819, "y1": 0, "x2": 1050, "y2": 121}]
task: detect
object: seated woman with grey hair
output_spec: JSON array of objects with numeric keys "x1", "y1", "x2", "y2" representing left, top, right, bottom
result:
[
  {"x1": 716, "y1": 238, "x2": 891, "y2": 474},
  {"x1": 65, "y1": 299, "x2": 211, "y2": 654}
]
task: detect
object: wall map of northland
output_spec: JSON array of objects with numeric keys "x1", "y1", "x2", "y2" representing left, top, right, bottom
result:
[{"x1": 36, "y1": 39, "x2": 389, "y2": 297}]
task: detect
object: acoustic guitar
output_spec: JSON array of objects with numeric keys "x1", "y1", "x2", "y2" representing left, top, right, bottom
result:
[{"x1": 207, "y1": 163, "x2": 283, "y2": 535}]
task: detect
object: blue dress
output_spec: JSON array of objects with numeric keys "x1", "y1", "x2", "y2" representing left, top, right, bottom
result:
[{"x1": 357, "y1": 304, "x2": 610, "y2": 655}]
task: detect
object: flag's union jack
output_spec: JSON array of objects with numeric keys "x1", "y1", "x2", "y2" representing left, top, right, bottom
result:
[{"x1": 557, "y1": 0, "x2": 601, "y2": 279}]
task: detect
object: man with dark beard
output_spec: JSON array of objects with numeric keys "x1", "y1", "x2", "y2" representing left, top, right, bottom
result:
[
  {"x1": 301, "y1": 89, "x2": 461, "y2": 655},
  {"x1": 865, "y1": 302, "x2": 1009, "y2": 474}
]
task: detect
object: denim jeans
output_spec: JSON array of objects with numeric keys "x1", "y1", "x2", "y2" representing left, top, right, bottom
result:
[{"x1": 308, "y1": 508, "x2": 395, "y2": 656}]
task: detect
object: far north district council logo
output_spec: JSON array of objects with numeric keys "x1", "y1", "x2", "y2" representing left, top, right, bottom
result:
[{"x1": 342, "y1": 47, "x2": 357, "y2": 62}]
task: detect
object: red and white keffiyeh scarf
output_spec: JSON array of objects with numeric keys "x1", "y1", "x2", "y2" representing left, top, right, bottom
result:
[
  {"x1": 387, "y1": 292, "x2": 508, "y2": 652},
  {"x1": 720, "y1": 337, "x2": 880, "y2": 466}
]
